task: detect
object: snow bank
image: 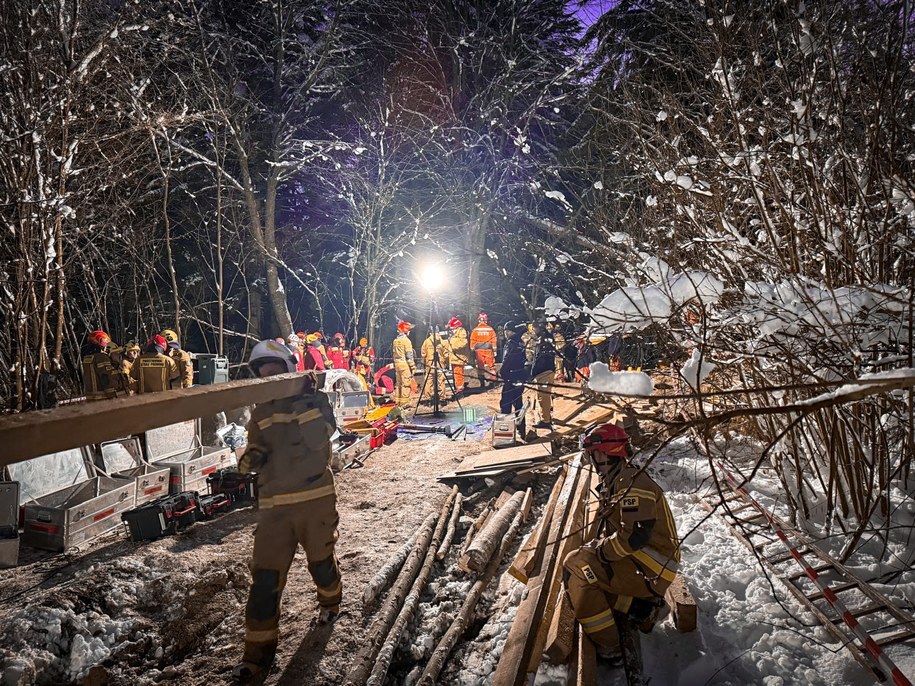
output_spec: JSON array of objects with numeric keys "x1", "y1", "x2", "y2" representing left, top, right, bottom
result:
[
  {"x1": 679, "y1": 349, "x2": 717, "y2": 391},
  {"x1": 588, "y1": 363, "x2": 654, "y2": 396}
]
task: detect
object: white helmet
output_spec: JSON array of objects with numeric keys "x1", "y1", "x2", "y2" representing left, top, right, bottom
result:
[
  {"x1": 287, "y1": 333, "x2": 301, "y2": 346},
  {"x1": 249, "y1": 339, "x2": 297, "y2": 374}
]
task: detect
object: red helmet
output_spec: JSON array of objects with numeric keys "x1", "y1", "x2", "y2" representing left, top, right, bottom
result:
[
  {"x1": 89, "y1": 330, "x2": 111, "y2": 347},
  {"x1": 146, "y1": 334, "x2": 167, "y2": 353},
  {"x1": 397, "y1": 320, "x2": 413, "y2": 334},
  {"x1": 582, "y1": 423, "x2": 629, "y2": 458},
  {"x1": 448, "y1": 317, "x2": 462, "y2": 329},
  {"x1": 478, "y1": 312, "x2": 488, "y2": 324}
]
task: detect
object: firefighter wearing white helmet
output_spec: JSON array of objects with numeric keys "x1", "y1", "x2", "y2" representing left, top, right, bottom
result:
[
  {"x1": 234, "y1": 340, "x2": 341, "y2": 681},
  {"x1": 562, "y1": 423, "x2": 680, "y2": 659}
]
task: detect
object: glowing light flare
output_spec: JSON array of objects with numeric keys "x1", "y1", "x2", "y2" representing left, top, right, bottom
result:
[{"x1": 419, "y1": 262, "x2": 446, "y2": 293}]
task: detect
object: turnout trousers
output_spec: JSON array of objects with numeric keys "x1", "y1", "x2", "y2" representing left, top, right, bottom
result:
[
  {"x1": 242, "y1": 489, "x2": 341, "y2": 666},
  {"x1": 474, "y1": 350, "x2": 496, "y2": 387},
  {"x1": 562, "y1": 545, "x2": 673, "y2": 652},
  {"x1": 394, "y1": 361, "x2": 413, "y2": 406},
  {"x1": 451, "y1": 363, "x2": 465, "y2": 392}
]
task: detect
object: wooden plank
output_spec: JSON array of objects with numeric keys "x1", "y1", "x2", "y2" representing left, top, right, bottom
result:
[
  {"x1": 575, "y1": 628, "x2": 597, "y2": 686},
  {"x1": 0, "y1": 372, "x2": 319, "y2": 467},
  {"x1": 664, "y1": 575, "x2": 698, "y2": 633},
  {"x1": 455, "y1": 443, "x2": 554, "y2": 472},
  {"x1": 508, "y1": 469, "x2": 567, "y2": 584},
  {"x1": 492, "y1": 457, "x2": 583, "y2": 686}
]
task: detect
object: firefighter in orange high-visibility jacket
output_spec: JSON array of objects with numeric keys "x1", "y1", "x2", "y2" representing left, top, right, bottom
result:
[
  {"x1": 233, "y1": 340, "x2": 339, "y2": 682},
  {"x1": 562, "y1": 423, "x2": 680, "y2": 658},
  {"x1": 392, "y1": 320, "x2": 416, "y2": 405},
  {"x1": 469, "y1": 312, "x2": 497, "y2": 388}
]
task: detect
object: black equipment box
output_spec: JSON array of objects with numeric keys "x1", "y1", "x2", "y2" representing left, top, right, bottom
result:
[
  {"x1": 196, "y1": 355, "x2": 229, "y2": 385},
  {"x1": 121, "y1": 491, "x2": 200, "y2": 542},
  {"x1": 206, "y1": 469, "x2": 258, "y2": 503},
  {"x1": 197, "y1": 493, "x2": 231, "y2": 519}
]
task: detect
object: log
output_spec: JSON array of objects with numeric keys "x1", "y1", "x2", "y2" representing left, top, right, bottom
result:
[
  {"x1": 461, "y1": 491, "x2": 525, "y2": 572},
  {"x1": 508, "y1": 469, "x2": 566, "y2": 584},
  {"x1": 344, "y1": 486, "x2": 457, "y2": 686},
  {"x1": 459, "y1": 504, "x2": 493, "y2": 558},
  {"x1": 574, "y1": 627, "x2": 597, "y2": 686},
  {"x1": 491, "y1": 456, "x2": 583, "y2": 686},
  {"x1": 418, "y1": 509, "x2": 526, "y2": 685},
  {"x1": 362, "y1": 514, "x2": 434, "y2": 607},
  {"x1": 619, "y1": 616, "x2": 645, "y2": 686},
  {"x1": 436, "y1": 493, "x2": 464, "y2": 560},
  {"x1": 366, "y1": 486, "x2": 458, "y2": 686},
  {"x1": 664, "y1": 575, "x2": 698, "y2": 633}
]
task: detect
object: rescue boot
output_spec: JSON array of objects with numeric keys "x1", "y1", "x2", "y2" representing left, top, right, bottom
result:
[
  {"x1": 233, "y1": 644, "x2": 276, "y2": 684},
  {"x1": 628, "y1": 597, "x2": 669, "y2": 633},
  {"x1": 317, "y1": 604, "x2": 340, "y2": 625}
]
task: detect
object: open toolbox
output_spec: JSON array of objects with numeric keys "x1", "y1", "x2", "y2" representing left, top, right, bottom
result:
[
  {"x1": 97, "y1": 437, "x2": 170, "y2": 507},
  {"x1": 144, "y1": 420, "x2": 236, "y2": 495},
  {"x1": 8, "y1": 447, "x2": 136, "y2": 552}
]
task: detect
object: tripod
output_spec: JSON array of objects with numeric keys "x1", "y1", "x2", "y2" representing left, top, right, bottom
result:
[{"x1": 413, "y1": 299, "x2": 464, "y2": 419}]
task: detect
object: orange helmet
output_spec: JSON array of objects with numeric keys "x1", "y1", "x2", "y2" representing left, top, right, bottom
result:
[
  {"x1": 478, "y1": 312, "x2": 488, "y2": 324},
  {"x1": 359, "y1": 337, "x2": 368, "y2": 347},
  {"x1": 296, "y1": 331, "x2": 307, "y2": 340},
  {"x1": 397, "y1": 320, "x2": 413, "y2": 334},
  {"x1": 89, "y1": 330, "x2": 111, "y2": 347}
]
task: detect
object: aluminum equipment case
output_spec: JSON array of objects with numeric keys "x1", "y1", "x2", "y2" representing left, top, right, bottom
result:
[
  {"x1": 96, "y1": 437, "x2": 171, "y2": 507},
  {"x1": 491, "y1": 413, "x2": 518, "y2": 448},
  {"x1": 12, "y1": 448, "x2": 136, "y2": 551},
  {"x1": 0, "y1": 481, "x2": 19, "y2": 567},
  {"x1": 145, "y1": 420, "x2": 237, "y2": 495}
]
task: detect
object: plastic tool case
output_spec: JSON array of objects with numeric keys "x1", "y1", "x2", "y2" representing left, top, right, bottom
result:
[
  {"x1": 121, "y1": 491, "x2": 200, "y2": 541},
  {"x1": 13, "y1": 448, "x2": 136, "y2": 551},
  {"x1": 145, "y1": 420, "x2": 236, "y2": 495},
  {"x1": 206, "y1": 468, "x2": 258, "y2": 503},
  {"x1": 97, "y1": 437, "x2": 171, "y2": 507}
]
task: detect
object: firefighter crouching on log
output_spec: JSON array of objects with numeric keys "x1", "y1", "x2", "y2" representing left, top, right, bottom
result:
[
  {"x1": 562, "y1": 423, "x2": 680, "y2": 658},
  {"x1": 234, "y1": 340, "x2": 341, "y2": 681}
]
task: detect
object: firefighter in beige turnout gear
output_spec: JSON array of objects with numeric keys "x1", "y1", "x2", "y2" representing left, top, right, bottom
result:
[
  {"x1": 392, "y1": 320, "x2": 416, "y2": 405},
  {"x1": 233, "y1": 340, "x2": 341, "y2": 682},
  {"x1": 562, "y1": 423, "x2": 680, "y2": 657}
]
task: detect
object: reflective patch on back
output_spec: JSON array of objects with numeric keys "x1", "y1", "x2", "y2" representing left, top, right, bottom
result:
[{"x1": 581, "y1": 564, "x2": 598, "y2": 584}]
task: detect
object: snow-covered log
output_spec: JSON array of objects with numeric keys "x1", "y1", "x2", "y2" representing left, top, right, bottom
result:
[
  {"x1": 461, "y1": 490, "x2": 525, "y2": 572},
  {"x1": 344, "y1": 486, "x2": 457, "y2": 686},
  {"x1": 362, "y1": 513, "x2": 434, "y2": 607},
  {"x1": 435, "y1": 492, "x2": 463, "y2": 560},
  {"x1": 417, "y1": 509, "x2": 526, "y2": 685}
]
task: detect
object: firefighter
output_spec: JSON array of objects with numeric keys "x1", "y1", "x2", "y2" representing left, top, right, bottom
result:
[
  {"x1": 446, "y1": 317, "x2": 470, "y2": 394},
  {"x1": 351, "y1": 337, "x2": 375, "y2": 388},
  {"x1": 313, "y1": 331, "x2": 332, "y2": 368},
  {"x1": 327, "y1": 333, "x2": 346, "y2": 369},
  {"x1": 130, "y1": 334, "x2": 180, "y2": 393},
  {"x1": 419, "y1": 328, "x2": 450, "y2": 403},
  {"x1": 287, "y1": 334, "x2": 306, "y2": 372},
  {"x1": 234, "y1": 340, "x2": 340, "y2": 681},
  {"x1": 529, "y1": 323, "x2": 557, "y2": 431},
  {"x1": 562, "y1": 424, "x2": 680, "y2": 658},
  {"x1": 304, "y1": 334, "x2": 327, "y2": 371},
  {"x1": 161, "y1": 329, "x2": 193, "y2": 389},
  {"x1": 106, "y1": 344, "x2": 133, "y2": 397},
  {"x1": 469, "y1": 312, "x2": 498, "y2": 389},
  {"x1": 499, "y1": 321, "x2": 530, "y2": 438},
  {"x1": 81, "y1": 330, "x2": 116, "y2": 401},
  {"x1": 553, "y1": 329, "x2": 567, "y2": 382},
  {"x1": 392, "y1": 320, "x2": 416, "y2": 406},
  {"x1": 121, "y1": 341, "x2": 141, "y2": 394}
]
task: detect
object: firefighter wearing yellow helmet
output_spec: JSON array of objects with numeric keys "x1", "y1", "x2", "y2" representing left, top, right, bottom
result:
[{"x1": 161, "y1": 329, "x2": 193, "y2": 388}]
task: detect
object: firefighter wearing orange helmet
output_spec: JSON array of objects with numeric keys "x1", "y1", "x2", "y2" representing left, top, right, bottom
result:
[
  {"x1": 392, "y1": 320, "x2": 416, "y2": 405},
  {"x1": 469, "y1": 312, "x2": 498, "y2": 389},
  {"x1": 130, "y1": 334, "x2": 180, "y2": 393},
  {"x1": 81, "y1": 330, "x2": 116, "y2": 401},
  {"x1": 562, "y1": 424, "x2": 680, "y2": 658}
]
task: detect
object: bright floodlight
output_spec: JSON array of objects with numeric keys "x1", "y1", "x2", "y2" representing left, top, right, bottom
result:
[{"x1": 419, "y1": 262, "x2": 446, "y2": 293}]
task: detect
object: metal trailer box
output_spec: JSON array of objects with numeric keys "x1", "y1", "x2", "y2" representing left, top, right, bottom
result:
[
  {"x1": 331, "y1": 432, "x2": 372, "y2": 471},
  {"x1": 145, "y1": 420, "x2": 236, "y2": 495},
  {"x1": 20, "y1": 476, "x2": 136, "y2": 551},
  {"x1": 0, "y1": 481, "x2": 19, "y2": 568},
  {"x1": 97, "y1": 437, "x2": 171, "y2": 506},
  {"x1": 491, "y1": 413, "x2": 517, "y2": 448}
]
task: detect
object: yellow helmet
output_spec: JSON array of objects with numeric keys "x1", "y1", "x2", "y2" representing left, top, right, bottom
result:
[
  {"x1": 359, "y1": 337, "x2": 368, "y2": 347},
  {"x1": 109, "y1": 342, "x2": 124, "y2": 354},
  {"x1": 125, "y1": 340, "x2": 141, "y2": 353},
  {"x1": 161, "y1": 329, "x2": 178, "y2": 343},
  {"x1": 305, "y1": 333, "x2": 319, "y2": 344}
]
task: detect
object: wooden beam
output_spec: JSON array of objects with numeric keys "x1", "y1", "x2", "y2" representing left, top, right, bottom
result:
[
  {"x1": 665, "y1": 575, "x2": 698, "y2": 633},
  {"x1": 0, "y1": 373, "x2": 318, "y2": 467}
]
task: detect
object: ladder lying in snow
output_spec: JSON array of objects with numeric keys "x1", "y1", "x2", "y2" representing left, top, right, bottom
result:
[{"x1": 705, "y1": 464, "x2": 915, "y2": 686}]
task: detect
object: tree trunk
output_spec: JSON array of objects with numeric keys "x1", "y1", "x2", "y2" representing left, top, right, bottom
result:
[{"x1": 462, "y1": 490, "x2": 524, "y2": 572}]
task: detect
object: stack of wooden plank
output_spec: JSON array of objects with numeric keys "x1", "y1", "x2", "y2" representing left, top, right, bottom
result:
[{"x1": 438, "y1": 443, "x2": 564, "y2": 483}]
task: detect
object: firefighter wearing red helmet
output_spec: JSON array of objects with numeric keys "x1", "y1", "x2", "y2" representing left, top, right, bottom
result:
[
  {"x1": 234, "y1": 340, "x2": 339, "y2": 681},
  {"x1": 392, "y1": 320, "x2": 416, "y2": 405},
  {"x1": 129, "y1": 334, "x2": 180, "y2": 394},
  {"x1": 81, "y1": 330, "x2": 116, "y2": 401},
  {"x1": 469, "y1": 312, "x2": 497, "y2": 389},
  {"x1": 446, "y1": 317, "x2": 470, "y2": 394},
  {"x1": 562, "y1": 423, "x2": 680, "y2": 658}
]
